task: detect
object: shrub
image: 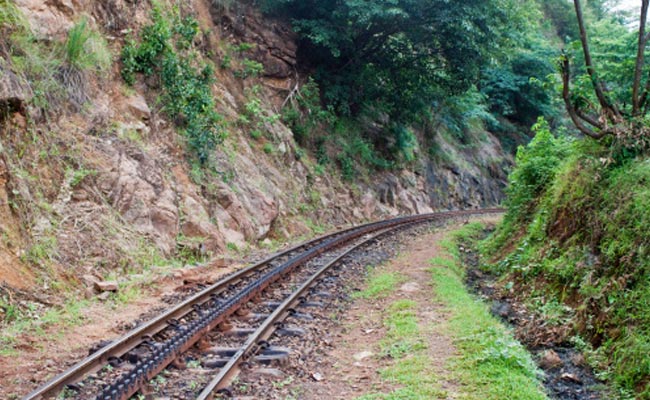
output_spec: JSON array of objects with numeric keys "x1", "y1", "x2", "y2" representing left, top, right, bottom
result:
[
  {"x1": 504, "y1": 117, "x2": 572, "y2": 223},
  {"x1": 234, "y1": 58, "x2": 264, "y2": 79},
  {"x1": 119, "y1": 6, "x2": 224, "y2": 163},
  {"x1": 486, "y1": 126, "x2": 650, "y2": 396}
]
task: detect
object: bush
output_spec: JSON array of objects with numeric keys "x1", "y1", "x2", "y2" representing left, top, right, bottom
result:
[
  {"x1": 120, "y1": 6, "x2": 224, "y2": 163},
  {"x1": 65, "y1": 19, "x2": 112, "y2": 72},
  {"x1": 486, "y1": 126, "x2": 650, "y2": 396},
  {"x1": 504, "y1": 117, "x2": 572, "y2": 222},
  {"x1": 234, "y1": 59, "x2": 264, "y2": 79}
]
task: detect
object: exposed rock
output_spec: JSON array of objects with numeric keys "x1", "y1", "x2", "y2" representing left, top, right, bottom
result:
[
  {"x1": 0, "y1": 0, "x2": 511, "y2": 299},
  {"x1": 212, "y1": 257, "x2": 234, "y2": 268},
  {"x1": 560, "y1": 372, "x2": 582, "y2": 383},
  {"x1": 0, "y1": 66, "x2": 32, "y2": 116},
  {"x1": 125, "y1": 94, "x2": 151, "y2": 120},
  {"x1": 353, "y1": 351, "x2": 374, "y2": 361},
  {"x1": 399, "y1": 282, "x2": 420, "y2": 293},
  {"x1": 222, "y1": 227, "x2": 246, "y2": 248},
  {"x1": 14, "y1": 0, "x2": 74, "y2": 37},
  {"x1": 360, "y1": 191, "x2": 377, "y2": 219},
  {"x1": 251, "y1": 368, "x2": 285, "y2": 379},
  {"x1": 93, "y1": 280, "x2": 119, "y2": 293},
  {"x1": 213, "y1": 4, "x2": 298, "y2": 105},
  {"x1": 179, "y1": 195, "x2": 225, "y2": 252},
  {"x1": 103, "y1": 144, "x2": 181, "y2": 254}
]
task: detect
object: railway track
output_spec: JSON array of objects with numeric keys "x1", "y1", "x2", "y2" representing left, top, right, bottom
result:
[{"x1": 24, "y1": 209, "x2": 502, "y2": 400}]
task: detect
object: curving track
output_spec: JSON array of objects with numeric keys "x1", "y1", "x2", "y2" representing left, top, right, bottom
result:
[{"x1": 23, "y1": 209, "x2": 502, "y2": 400}]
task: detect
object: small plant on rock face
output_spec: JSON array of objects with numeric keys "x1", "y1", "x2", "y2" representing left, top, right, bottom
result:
[
  {"x1": 119, "y1": 6, "x2": 224, "y2": 164},
  {"x1": 64, "y1": 18, "x2": 112, "y2": 72},
  {"x1": 234, "y1": 58, "x2": 264, "y2": 79},
  {"x1": 250, "y1": 129, "x2": 263, "y2": 140}
]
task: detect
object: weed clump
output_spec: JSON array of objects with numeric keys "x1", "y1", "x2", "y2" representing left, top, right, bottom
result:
[{"x1": 120, "y1": 5, "x2": 224, "y2": 163}]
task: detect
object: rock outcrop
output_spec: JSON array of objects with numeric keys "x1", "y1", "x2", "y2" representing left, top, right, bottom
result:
[
  {"x1": 0, "y1": 0, "x2": 510, "y2": 292},
  {"x1": 0, "y1": 66, "x2": 32, "y2": 117}
]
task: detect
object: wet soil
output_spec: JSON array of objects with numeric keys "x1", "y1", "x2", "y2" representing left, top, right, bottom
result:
[{"x1": 463, "y1": 235, "x2": 607, "y2": 400}]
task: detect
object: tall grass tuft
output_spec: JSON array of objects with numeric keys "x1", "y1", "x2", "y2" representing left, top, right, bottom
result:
[{"x1": 64, "y1": 18, "x2": 111, "y2": 72}]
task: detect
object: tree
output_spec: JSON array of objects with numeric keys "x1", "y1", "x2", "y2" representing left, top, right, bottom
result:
[
  {"x1": 265, "y1": 0, "x2": 522, "y2": 122},
  {"x1": 561, "y1": 0, "x2": 650, "y2": 141}
]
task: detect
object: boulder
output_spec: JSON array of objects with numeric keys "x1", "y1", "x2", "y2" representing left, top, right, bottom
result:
[
  {"x1": 14, "y1": 0, "x2": 74, "y2": 37},
  {"x1": 360, "y1": 191, "x2": 377, "y2": 219},
  {"x1": 94, "y1": 280, "x2": 119, "y2": 293},
  {"x1": 126, "y1": 94, "x2": 151, "y2": 120},
  {"x1": 0, "y1": 66, "x2": 32, "y2": 115}
]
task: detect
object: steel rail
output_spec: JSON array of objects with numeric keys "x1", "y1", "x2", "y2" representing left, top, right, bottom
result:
[
  {"x1": 196, "y1": 222, "x2": 416, "y2": 399},
  {"x1": 23, "y1": 208, "x2": 503, "y2": 400},
  {"x1": 22, "y1": 223, "x2": 371, "y2": 400}
]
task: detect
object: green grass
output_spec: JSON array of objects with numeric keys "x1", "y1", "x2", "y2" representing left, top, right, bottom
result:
[
  {"x1": 0, "y1": 297, "x2": 90, "y2": 354},
  {"x1": 380, "y1": 299, "x2": 426, "y2": 358},
  {"x1": 357, "y1": 300, "x2": 447, "y2": 400},
  {"x1": 430, "y1": 226, "x2": 548, "y2": 400},
  {"x1": 357, "y1": 354, "x2": 448, "y2": 400},
  {"x1": 353, "y1": 271, "x2": 402, "y2": 299},
  {"x1": 483, "y1": 136, "x2": 650, "y2": 397},
  {"x1": 65, "y1": 18, "x2": 112, "y2": 72}
]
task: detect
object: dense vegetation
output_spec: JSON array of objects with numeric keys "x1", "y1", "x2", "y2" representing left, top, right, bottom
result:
[
  {"x1": 261, "y1": 0, "x2": 561, "y2": 168},
  {"x1": 484, "y1": 1, "x2": 650, "y2": 397}
]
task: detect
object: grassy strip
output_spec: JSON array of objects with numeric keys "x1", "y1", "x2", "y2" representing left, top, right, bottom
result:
[
  {"x1": 353, "y1": 271, "x2": 403, "y2": 299},
  {"x1": 357, "y1": 298, "x2": 447, "y2": 400},
  {"x1": 431, "y1": 222, "x2": 548, "y2": 400}
]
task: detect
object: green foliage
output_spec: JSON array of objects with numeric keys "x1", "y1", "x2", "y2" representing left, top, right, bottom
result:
[
  {"x1": 353, "y1": 271, "x2": 402, "y2": 299},
  {"x1": 262, "y1": 142, "x2": 274, "y2": 154},
  {"x1": 261, "y1": 0, "x2": 557, "y2": 163},
  {"x1": 435, "y1": 87, "x2": 498, "y2": 142},
  {"x1": 282, "y1": 78, "x2": 334, "y2": 145},
  {"x1": 266, "y1": 0, "x2": 523, "y2": 120},
  {"x1": 504, "y1": 117, "x2": 572, "y2": 223},
  {"x1": 486, "y1": 128, "x2": 650, "y2": 395},
  {"x1": 241, "y1": 90, "x2": 280, "y2": 142},
  {"x1": 234, "y1": 59, "x2": 264, "y2": 79},
  {"x1": 482, "y1": 46, "x2": 556, "y2": 128},
  {"x1": 68, "y1": 167, "x2": 96, "y2": 187},
  {"x1": 0, "y1": 0, "x2": 27, "y2": 31},
  {"x1": 120, "y1": 6, "x2": 224, "y2": 163},
  {"x1": 428, "y1": 226, "x2": 547, "y2": 400},
  {"x1": 563, "y1": 15, "x2": 638, "y2": 118},
  {"x1": 250, "y1": 129, "x2": 262, "y2": 140},
  {"x1": 64, "y1": 19, "x2": 112, "y2": 72}
]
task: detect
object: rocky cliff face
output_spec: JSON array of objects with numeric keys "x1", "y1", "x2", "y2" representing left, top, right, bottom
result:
[{"x1": 0, "y1": 0, "x2": 509, "y2": 293}]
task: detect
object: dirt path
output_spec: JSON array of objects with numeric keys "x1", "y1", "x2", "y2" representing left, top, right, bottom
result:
[{"x1": 298, "y1": 216, "x2": 502, "y2": 399}]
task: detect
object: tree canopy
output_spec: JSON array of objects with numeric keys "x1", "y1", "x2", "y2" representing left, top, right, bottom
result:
[{"x1": 265, "y1": 0, "x2": 539, "y2": 122}]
